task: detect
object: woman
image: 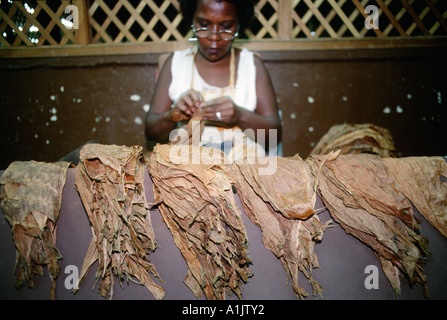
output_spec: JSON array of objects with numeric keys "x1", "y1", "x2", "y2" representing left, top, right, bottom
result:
[{"x1": 145, "y1": 0, "x2": 282, "y2": 160}]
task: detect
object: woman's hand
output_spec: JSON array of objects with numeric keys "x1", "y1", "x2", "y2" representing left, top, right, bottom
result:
[
  {"x1": 169, "y1": 89, "x2": 205, "y2": 122},
  {"x1": 202, "y1": 96, "x2": 242, "y2": 125}
]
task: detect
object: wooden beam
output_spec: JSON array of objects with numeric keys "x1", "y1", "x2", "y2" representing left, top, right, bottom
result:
[
  {"x1": 278, "y1": 0, "x2": 292, "y2": 40},
  {"x1": 1, "y1": 37, "x2": 446, "y2": 59},
  {"x1": 73, "y1": 0, "x2": 91, "y2": 44}
]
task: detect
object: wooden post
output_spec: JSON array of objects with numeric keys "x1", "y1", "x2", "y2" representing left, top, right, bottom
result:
[
  {"x1": 73, "y1": 0, "x2": 90, "y2": 45},
  {"x1": 278, "y1": 0, "x2": 292, "y2": 40}
]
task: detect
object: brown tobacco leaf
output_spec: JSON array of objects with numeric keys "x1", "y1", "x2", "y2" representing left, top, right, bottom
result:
[
  {"x1": 147, "y1": 143, "x2": 252, "y2": 300},
  {"x1": 74, "y1": 143, "x2": 164, "y2": 300},
  {"x1": 232, "y1": 155, "x2": 329, "y2": 299},
  {"x1": 383, "y1": 156, "x2": 447, "y2": 239},
  {"x1": 310, "y1": 123, "x2": 396, "y2": 157},
  {"x1": 0, "y1": 160, "x2": 70, "y2": 299},
  {"x1": 307, "y1": 153, "x2": 430, "y2": 297},
  {"x1": 235, "y1": 155, "x2": 316, "y2": 220}
]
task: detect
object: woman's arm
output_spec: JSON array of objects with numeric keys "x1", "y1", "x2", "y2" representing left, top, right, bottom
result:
[
  {"x1": 145, "y1": 54, "x2": 175, "y2": 143},
  {"x1": 242, "y1": 54, "x2": 282, "y2": 137}
]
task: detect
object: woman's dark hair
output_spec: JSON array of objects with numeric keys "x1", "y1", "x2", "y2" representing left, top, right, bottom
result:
[{"x1": 180, "y1": 0, "x2": 255, "y2": 34}]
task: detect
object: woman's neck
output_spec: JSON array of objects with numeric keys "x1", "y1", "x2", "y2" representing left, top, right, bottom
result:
[{"x1": 195, "y1": 47, "x2": 237, "y2": 88}]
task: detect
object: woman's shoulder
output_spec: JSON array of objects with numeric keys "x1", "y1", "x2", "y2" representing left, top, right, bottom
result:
[
  {"x1": 170, "y1": 46, "x2": 196, "y2": 68},
  {"x1": 237, "y1": 47, "x2": 251, "y2": 57},
  {"x1": 170, "y1": 47, "x2": 194, "y2": 73},
  {"x1": 238, "y1": 47, "x2": 264, "y2": 65},
  {"x1": 237, "y1": 47, "x2": 267, "y2": 75},
  {"x1": 172, "y1": 46, "x2": 196, "y2": 59}
]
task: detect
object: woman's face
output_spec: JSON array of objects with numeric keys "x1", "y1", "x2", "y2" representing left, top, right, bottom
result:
[{"x1": 193, "y1": 0, "x2": 238, "y2": 62}]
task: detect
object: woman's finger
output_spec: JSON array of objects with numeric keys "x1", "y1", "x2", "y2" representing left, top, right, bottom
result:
[
  {"x1": 182, "y1": 95, "x2": 195, "y2": 112},
  {"x1": 203, "y1": 108, "x2": 226, "y2": 122},
  {"x1": 188, "y1": 90, "x2": 204, "y2": 107},
  {"x1": 204, "y1": 96, "x2": 227, "y2": 108},
  {"x1": 175, "y1": 99, "x2": 191, "y2": 115}
]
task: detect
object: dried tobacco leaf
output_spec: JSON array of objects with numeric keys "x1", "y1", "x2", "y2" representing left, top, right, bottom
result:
[
  {"x1": 307, "y1": 153, "x2": 430, "y2": 297},
  {"x1": 0, "y1": 160, "x2": 69, "y2": 299},
  {"x1": 310, "y1": 123, "x2": 395, "y2": 157},
  {"x1": 235, "y1": 155, "x2": 316, "y2": 220},
  {"x1": 147, "y1": 143, "x2": 252, "y2": 300},
  {"x1": 232, "y1": 155, "x2": 329, "y2": 299},
  {"x1": 383, "y1": 156, "x2": 447, "y2": 239},
  {"x1": 74, "y1": 143, "x2": 164, "y2": 299}
]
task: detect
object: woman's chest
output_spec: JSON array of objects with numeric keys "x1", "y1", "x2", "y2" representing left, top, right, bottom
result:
[{"x1": 194, "y1": 53, "x2": 239, "y2": 88}]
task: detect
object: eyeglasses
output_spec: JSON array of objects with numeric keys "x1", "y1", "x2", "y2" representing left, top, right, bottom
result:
[{"x1": 191, "y1": 24, "x2": 239, "y2": 41}]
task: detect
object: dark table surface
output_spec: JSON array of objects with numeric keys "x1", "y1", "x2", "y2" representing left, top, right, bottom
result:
[{"x1": 1, "y1": 168, "x2": 446, "y2": 300}]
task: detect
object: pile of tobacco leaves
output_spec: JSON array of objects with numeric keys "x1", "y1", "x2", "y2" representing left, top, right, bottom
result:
[
  {"x1": 0, "y1": 160, "x2": 70, "y2": 299},
  {"x1": 232, "y1": 155, "x2": 330, "y2": 299},
  {"x1": 147, "y1": 143, "x2": 252, "y2": 299},
  {"x1": 306, "y1": 151, "x2": 446, "y2": 297},
  {"x1": 382, "y1": 156, "x2": 447, "y2": 239},
  {"x1": 310, "y1": 123, "x2": 396, "y2": 157},
  {"x1": 74, "y1": 144, "x2": 164, "y2": 299},
  {"x1": 306, "y1": 124, "x2": 446, "y2": 297}
]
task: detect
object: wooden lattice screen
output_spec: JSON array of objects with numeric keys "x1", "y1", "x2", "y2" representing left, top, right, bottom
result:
[{"x1": 1, "y1": 0, "x2": 446, "y2": 48}]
